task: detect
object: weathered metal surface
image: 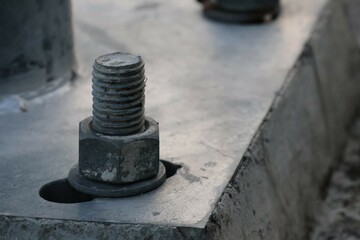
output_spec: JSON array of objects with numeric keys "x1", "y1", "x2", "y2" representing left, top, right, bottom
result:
[
  {"x1": 68, "y1": 162, "x2": 166, "y2": 197},
  {"x1": 0, "y1": 0, "x2": 74, "y2": 96},
  {"x1": 200, "y1": 0, "x2": 280, "y2": 23},
  {"x1": 92, "y1": 52, "x2": 146, "y2": 136},
  {"x1": 77, "y1": 117, "x2": 160, "y2": 184},
  {"x1": 70, "y1": 52, "x2": 163, "y2": 196},
  {"x1": 0, "y1": 0, "x2": 327, "y2": 229}
]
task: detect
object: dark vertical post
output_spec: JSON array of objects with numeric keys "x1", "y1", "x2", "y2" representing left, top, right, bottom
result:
[{"x1": 0, "y1": 0, "x2": 75, "y2": 96}]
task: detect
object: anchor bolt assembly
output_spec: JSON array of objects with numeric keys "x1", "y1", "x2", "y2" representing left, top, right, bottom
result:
[{"x1": 68, "y1": 52, "x2": 166, "y2": 197}]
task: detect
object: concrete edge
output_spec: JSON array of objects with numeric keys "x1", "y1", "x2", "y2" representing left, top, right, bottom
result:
[
  {"x1": 0, "y1": 215, "x2": 203, "y2": 240},
  {"x1": 203, "y1": 0, "x2": 360, "y2": 239}
]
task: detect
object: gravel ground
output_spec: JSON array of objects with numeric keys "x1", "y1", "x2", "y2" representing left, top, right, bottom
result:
[{"x1": 311, "y1": 117, "x2": 360, "y2": 240}]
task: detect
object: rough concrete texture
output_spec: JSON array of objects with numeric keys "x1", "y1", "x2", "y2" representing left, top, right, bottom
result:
[
  {"x1": 311, "y1": 117, "x2": 360, "y2": 240},
  {"x1": 310, "y1": 1, "x2": 360, "y2": 239},
  {"x1": 205, "y1": 48, "x2": 329, "y2": 240},
  {"x1": 204, "y1": 0, "x2": 360, "y2": 239},
  {"x1": 0, "y1": 216, "x2": 202, "y2": 240},
  {"x1": 347, "y1": 0, "x2": 360, "y2": 47},
  {"x1": 309, "y1": 0, "x2": 360, "y2": 160}
]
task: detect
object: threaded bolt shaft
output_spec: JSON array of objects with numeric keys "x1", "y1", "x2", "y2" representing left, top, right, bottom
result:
[{"x1": 91, "y1": 52, "x2": 146, "y2": 136}]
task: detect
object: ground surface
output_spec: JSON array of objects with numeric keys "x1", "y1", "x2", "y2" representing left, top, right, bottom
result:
[{"x1": 311, "y1": 116, "x2": 360, "y2": 239}]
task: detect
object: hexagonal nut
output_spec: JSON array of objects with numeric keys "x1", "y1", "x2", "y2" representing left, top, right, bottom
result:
[{"x1": 78, "y1": 117, "x2": 159, "y2": 184}]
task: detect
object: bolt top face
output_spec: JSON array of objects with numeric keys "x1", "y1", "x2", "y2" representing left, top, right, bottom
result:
[
  {"x1": 92, "y1": 51, "x2": 146, "y2": 135},
  {"x1": 95, "y1": 52, "x2": 142, "y2": 69}
]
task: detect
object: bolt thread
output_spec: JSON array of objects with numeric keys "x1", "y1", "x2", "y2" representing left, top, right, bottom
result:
[{"x1": 91, "y1": 52, "x2": 146, "y2": 136}]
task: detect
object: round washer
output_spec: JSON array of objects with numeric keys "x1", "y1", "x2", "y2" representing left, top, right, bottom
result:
[{"x1": 68, "y1": 162, "x2": 166, "y2": 197}]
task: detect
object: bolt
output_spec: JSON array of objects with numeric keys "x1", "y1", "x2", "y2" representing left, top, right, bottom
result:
[
  {"x1": 198, "y1": 0, "x2": 280, "y2": 23},
  {"x1": 68, "y1": 52, "x2": 166, "y2": 197},
  {"x1": 92, "y1": 52, "x2": 146, "y2": 136}
]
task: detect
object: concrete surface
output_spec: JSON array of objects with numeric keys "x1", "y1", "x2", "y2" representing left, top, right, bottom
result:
[
  {"x1": 1, "y1": 0, "x2": 360, "y2": 239},
  {"x1": 205, "y1": 1, "x2": 360, "y2": 238},
  {"x1": 310, "y1": 1, "x2": 360, "y2": 239}
]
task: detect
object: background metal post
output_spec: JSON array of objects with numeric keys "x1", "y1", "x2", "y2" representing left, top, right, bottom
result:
[{"x1": 0, "y1": 0, "x2": 75, "y2": 96}]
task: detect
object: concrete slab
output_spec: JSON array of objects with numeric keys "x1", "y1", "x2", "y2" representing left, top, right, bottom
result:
[{"x1": 1, "y1": 0, "x2": 360, "y2": 239}]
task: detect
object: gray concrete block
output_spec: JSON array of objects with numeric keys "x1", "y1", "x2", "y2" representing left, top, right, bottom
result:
[
  {"x1": 346, "y1": 0, "x2": 360, "y2": 46},
  {"x1": 205, "y1": 44, "x2": 330, "y2": 240},
  {"x1": 1, "y1": 0, "x2": 360, "y2": 239},
  {"x1": 205, "y1": 0, "x2": 360, "y2": 239},
  {"x1": 205, "y1": 133, "x2": 294, "y2": 240},
  {"x1": 309, "y1": 0, "x2": 360, "y2": 159},
  {"x1": 0, "y1": 216, "x2": 203, "y2": 240}
]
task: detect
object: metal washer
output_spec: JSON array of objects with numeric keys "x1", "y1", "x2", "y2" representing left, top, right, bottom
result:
[{"x1": 68, "y1": 162, "x2": 166, "y2": 197}]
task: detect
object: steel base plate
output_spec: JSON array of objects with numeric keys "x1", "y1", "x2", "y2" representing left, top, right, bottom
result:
[{"x1": 68, "y1": 162, "x2": 166, "y2": 197}]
